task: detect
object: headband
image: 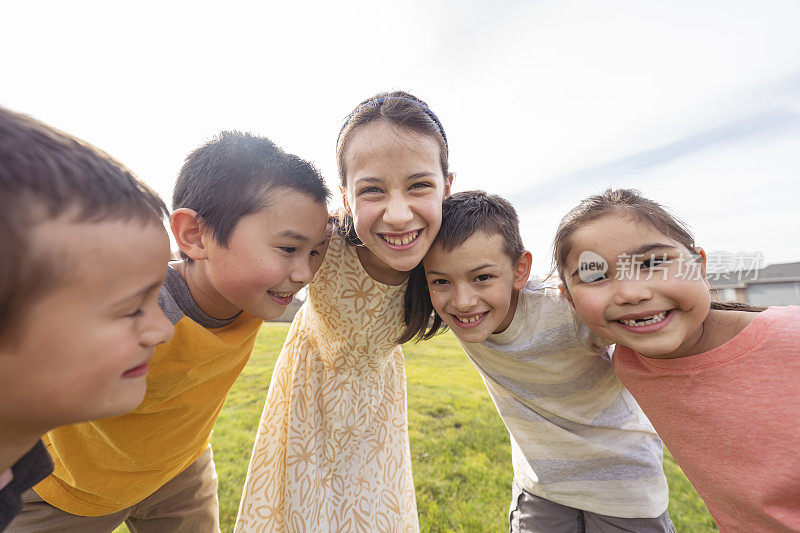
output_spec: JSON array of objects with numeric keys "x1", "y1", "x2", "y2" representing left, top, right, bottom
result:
[{"x1": 337, "y1": 96, "x2": 448, "y2": 149}]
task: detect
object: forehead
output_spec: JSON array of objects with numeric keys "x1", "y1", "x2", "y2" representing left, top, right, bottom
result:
[
  {"x1": 566, "y1": 215, "x2": 687, "y2": 264},
  {"x1": 231, "y1": 188, "x2": 328, "y2": 236},
  {"x1": 425, "y1": 232, "x2": 510, "y2": 271},
  {"x1": 343, "y1": 120, "x2": 441, "y2": 180},
  {"x1": 25, "y1": 217, "x2": 168, "y2": 307}
]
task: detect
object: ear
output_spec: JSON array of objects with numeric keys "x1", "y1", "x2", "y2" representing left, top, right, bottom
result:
[
  {"x1": 559, "y1": 283, "x2": 576, "y2": 308},
  {"x1": 512, "y1": 250, "x2": 533, "y2": 291},
  {"x1": 696, "y1": 246, "x2": 709, "y2": 288},
  {"x1": 443, "y1": 172, "x2": 454, "y2": 199},
  {"x1": 340, "y1": 185, "x2": 352, "y2": 215},
  {"x1": 170, "y1": 208, "x2": 208, "y2": 261}
]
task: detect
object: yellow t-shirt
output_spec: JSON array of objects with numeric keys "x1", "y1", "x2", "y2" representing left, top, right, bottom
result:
[{"x1": 35, "y1": 266, "x2": 263, "y2": 516}]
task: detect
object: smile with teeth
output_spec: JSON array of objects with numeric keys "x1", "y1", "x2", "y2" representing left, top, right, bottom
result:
[
  {"x1": 268, "y1": 291, "x2": 295, "y2": 299},
  {"x1": 617, "y1": 311, "x2": 669, "y2": 327},
  {"x1": 453, "y1": 312, "x2": 488, "y2": 324},
  {"x1": 380, "y1": 230, "x2": 420, "y2": 246}
]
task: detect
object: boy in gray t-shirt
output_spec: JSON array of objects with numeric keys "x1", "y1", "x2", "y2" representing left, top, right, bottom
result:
[{"x1": 401, "y1": 191, "x2": 673, "y2": 532}]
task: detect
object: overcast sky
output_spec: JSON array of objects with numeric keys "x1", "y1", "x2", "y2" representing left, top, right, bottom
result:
[{"x1": 2, "y1": 0, "x2": 798, "y2": 275}]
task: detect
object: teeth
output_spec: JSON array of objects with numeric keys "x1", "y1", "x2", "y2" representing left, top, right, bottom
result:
[
  {"x1": 382, "y1": 230, "x2": 419, "y2": 246},
  {"x1": 270, "y1": 291, "x2": 294, "y2": 299},
  {"x1": 455, "y1": 313, "x2": 484, "y2": 324},
  {"x1": 618, "y1": 311, "x2": 668, "y2": 327}
]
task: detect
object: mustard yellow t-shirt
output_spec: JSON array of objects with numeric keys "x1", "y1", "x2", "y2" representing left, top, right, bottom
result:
[{"x1": 35, "y1": 266, "x2": 263, "y2": 516}]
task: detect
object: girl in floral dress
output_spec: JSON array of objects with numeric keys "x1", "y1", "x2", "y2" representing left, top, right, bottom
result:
[{"x1": 235, "y1": 92, "x2": 452, "y2": 532}]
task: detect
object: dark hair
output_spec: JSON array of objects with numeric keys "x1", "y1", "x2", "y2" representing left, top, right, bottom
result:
[
  {"x1": 0, "y1": 106, "x2": 168, "y2": 342},
  {"x1": 173, "y1": 131, "x2": 330, "y2": 260},
  {"x1": 334, "y1": 91, "x2": 449, "y2": 245},
  {"x1": 553, "y1": 188, "x2": 765, "y2": 313},
  {"x1": 398, "y1": 191, "x2": 525, "y2": 343}
]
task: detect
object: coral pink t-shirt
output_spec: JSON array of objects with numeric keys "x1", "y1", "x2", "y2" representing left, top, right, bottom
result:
[{"x1": 613, "y1": 306, "x2": 800, "y2": 533}]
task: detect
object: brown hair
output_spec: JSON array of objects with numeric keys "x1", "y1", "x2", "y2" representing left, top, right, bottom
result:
[
  {"x1": 174, "y1": 131, "x2": 330, "y2": 261},
  {"x1": 334, "y1": 91, "x2": 449, "y2": 245},
  {"x1": 398, "y1": 191, "x2": 525, "y2": 343},
  {"x1": 553, "y1": 188, "x2": 765, "y2": 312},
  {"x1": 0, "y1": 106, "x2": 169, "y2": 343}
]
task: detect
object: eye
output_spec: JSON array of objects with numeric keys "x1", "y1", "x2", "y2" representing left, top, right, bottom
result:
[
  {"x1": 583, "y1": 272, "x2": 608, "y2": 283},
  {"x1": 475, "y1": 274, "x2": 493, "y2": 282},
  {"x1": 280, "y1": 246, "x2": 297, "y2": 254},
  {"x1": 127, "y1": 309, "x2": 144, "y2": 318},
  {"x1": 357, "y1": 186, "x2": 382, "y2": 196},
  {"x1": 310, "y1": 249, "x2": 320, "y2": 257},
  {"x1": 409, "y1": 181, "x2": 433, "y2": 191},
  {"x1": 641, "y1": 254, "x2": 669, "y2": 269},
  {"x1": 429, "y1": 278, "x2": 449, "y2": 286}
]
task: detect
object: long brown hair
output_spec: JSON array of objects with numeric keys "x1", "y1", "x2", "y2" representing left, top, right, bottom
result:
[
  {"x1": 333, "y1": 91, "x2": 449, "y2": 245},
  {"x1": 553, "y1": 189, "x2": 765, "y2": 313}
]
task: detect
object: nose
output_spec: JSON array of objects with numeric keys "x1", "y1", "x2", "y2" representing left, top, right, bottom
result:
[
  {"x1": 452, "y1": 284, "x2": 478, "y2": 311},
  {"x1": 289, "y1": 256, "x2": 315, "y2": 285},
  {"x1": 383, "y1": 193, "x2": 414, "y2": 227},
  {"x1": 141, "y1": 307, "x2": 174, "y2": 347},
  {"x1": 613, "y1": 279, "x2": 653, "y2": 306}
]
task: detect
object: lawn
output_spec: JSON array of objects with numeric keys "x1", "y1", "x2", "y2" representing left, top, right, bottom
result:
[{"x1": 117, "y1": 322, "x2": 717, "y2": 532}]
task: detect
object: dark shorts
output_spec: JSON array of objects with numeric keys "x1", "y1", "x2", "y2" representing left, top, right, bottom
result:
[
  {"x1": 509, "y1": 481, "x2": 675, "y2": 533},
  {"x1": 7, "y1": 445, "x2": 219, "y2": 533}
]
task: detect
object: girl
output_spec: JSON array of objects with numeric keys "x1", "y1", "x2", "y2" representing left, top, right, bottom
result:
[
  {"x1": 235, "y1": 92, "x2": 452, "y2": 532},
  {"x1": 554, "y1": 189, "x2": 800, "y2": 532}
]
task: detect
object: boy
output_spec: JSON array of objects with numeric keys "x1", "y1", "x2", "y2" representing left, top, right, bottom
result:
[
  {"x1": 11, "y1": 132, "x2": 331, "y2": 532},
  {"x1": 406, "y1": 191, "x2": 674, "y2": 532},
  {"x1": 0, "y1": 107, "x2": 174, "y2": 531}
]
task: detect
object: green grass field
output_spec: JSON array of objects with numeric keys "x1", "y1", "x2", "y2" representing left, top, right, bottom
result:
[{"x1": 118, "y1": 323, "x2": 717, "y2": 532}]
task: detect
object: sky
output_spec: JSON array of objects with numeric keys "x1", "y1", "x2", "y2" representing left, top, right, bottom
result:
[{"x1": 2, "y1": 0, "x2": 799, "y2": 276}]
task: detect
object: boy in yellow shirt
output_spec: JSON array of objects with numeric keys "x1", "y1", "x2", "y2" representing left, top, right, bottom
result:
[
  {"x1": 11, "y1": 132, "x2": 331, "y2": 532},
  {"x1": 0, "y1": 107, "x2": 174, "y2": 531}
]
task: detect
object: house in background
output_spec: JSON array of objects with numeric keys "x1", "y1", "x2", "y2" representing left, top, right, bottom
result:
[{"x1": 709, "y1": 261, "x2": 800, "y2": 306}]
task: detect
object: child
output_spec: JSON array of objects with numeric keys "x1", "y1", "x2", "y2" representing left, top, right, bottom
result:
[
  {"x1": 555, "y1": 188, "x2": 800, "y2": 532},
  {"x1": 236, "y1": 92, "x2": 453, "y2": 532},
  {"x1": 10, "y1": 132, "x2": 330, "y2": 532},
  {"x1": 0, "y1": 107, "x2": 173, "y2": 531},
  {"x1": 401, "y1": 191, "x2": 673, "y2": 532}
]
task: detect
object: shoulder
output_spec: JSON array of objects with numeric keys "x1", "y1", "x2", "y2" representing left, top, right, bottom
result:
[{"x1": 519, "y1": 278, "x2": 574, "y2": 318}]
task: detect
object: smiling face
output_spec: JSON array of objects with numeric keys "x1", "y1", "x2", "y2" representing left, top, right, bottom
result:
[
  {"x1": 342, "y1": 120, "x2": 451, "y2": 284},
  {"x1": 0, "y1": 217, "x2": 173, "y2": 431},
  {"x1": 424, "y1": 232, "x2": 530, "y2": 344},
  {"x1": 194, "y1": 188, "x2": 329, "y2": 320},
  {"x1": 562, "y1": 214, "x2": 712, "y2": 358}
]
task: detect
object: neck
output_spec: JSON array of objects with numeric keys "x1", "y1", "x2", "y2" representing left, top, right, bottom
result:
[
  {"x1": 173, "y1": 260, "x2": 241, "y2": 319},
  {"x1": 0, "y1": 418, "x2": 44, "y2": 474},
  {"x1": 665, "y1": 309, "x2": 758, "y2": 359}
]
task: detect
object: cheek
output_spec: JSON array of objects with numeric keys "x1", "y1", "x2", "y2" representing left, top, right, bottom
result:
[{"x1": 571, "y1": 290, "x2": 606, "y2": 326}]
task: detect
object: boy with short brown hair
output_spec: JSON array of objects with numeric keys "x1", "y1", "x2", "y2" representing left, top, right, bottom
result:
[{"x1": 0, "y1": 107, "x2": 174, "y2": 531}]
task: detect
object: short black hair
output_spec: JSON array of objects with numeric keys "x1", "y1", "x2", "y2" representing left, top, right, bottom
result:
[
  {"x1": 0, "y1": 106, "x2": 168, "y2": 342},
  {"x1": 398, "y1": 190, "x2": 525, "y2": 343},
  {"x1": 173, "y1": 131, "x2": 330, "y2": 260}
]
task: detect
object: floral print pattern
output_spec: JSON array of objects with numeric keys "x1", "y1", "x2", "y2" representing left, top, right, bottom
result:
[{"x1": 235, "y1": 233, "x2": 418, "y2": 532}]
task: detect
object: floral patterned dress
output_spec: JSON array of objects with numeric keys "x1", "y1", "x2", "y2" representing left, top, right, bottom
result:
[{"x1": 235, "y1": 233, "x2": 418, "y2": 532}]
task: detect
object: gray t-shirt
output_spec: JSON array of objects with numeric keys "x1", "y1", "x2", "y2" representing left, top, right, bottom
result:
[{"x1": 458, "y1": 280, "x2": 669, "y2": 518}]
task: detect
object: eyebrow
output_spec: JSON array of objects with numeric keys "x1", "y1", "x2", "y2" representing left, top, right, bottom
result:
[
  {"x1": 114, "y1": 279, "x2": 164, "y2": 306},
  {"x1": 426, "y1": 263, "x2": 498, "y2": 277},
  {"x1": 277, "y1": 229, "x2": 326, "y2": 248},
  {"x1": 569, "y1": 242, "x2": 679, "y2": 278},
  {"x1": 353, "y1": 172, "x2": 437, "y2": 186}
]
